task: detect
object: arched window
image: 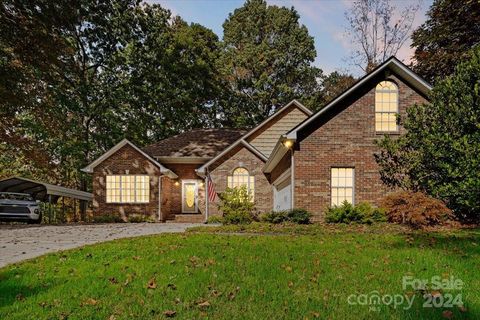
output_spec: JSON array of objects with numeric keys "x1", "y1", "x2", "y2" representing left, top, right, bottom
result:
[
  {"x1": 227, "y1": 167, "x2": 255, "y2": 200},
  {"x1": 375, "y1": 81, "x2": 399, "y2": 132}
]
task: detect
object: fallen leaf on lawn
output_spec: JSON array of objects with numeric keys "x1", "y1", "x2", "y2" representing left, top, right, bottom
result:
[
  {"x1": 82, "y1": 298, "x2": 98, "y2": 306},
  {"x1": 228, "y1": 292, "x2": 236, "y2": 300},
  {"x1": 170, "y1": 260, "x2": 176, "y2": 265},
  {"x1": 285, "y1": 266, "x2": 293, "y2": 273},
  {"x1": 108, "y1": 315, "x2": 116, "y2": 320},
  {"x1": 197, "y1": 301, "x2": 210, "y2": 309},
  {"x1": 109, "y1": 277, "x2": 118, "y2": 284},
  {"x1": 210, "y1": 290, "x2": 221, "y2": 297},
  {"x1": 133, "y1": 256, "x2": 141, "y2": 260},
  {"x1": 124, "y1": 274, "x2": 134, "y2": 287},
  {"x1": 459, "y1": 305, "x2": 467, "y2": 312},
  {"x1": 174, "y1": 298, "x2": 181, "y2": 304},
  {"x1": 167, "y1": 283, "x2": 177, "y2": 290},
  {"x1": 16, "y1": 293, "x2": 25, "y2": 301},
  {"x1": 311, "y1": 311, "x2": 320, "y2": 318},
  {"x1": 442, "y1": 310, "x2": 453, "y2": 319},
  {"x1": 147, "y1": 278, "x2": 157, "y2": 289},
  {"x1": 205, "y1": 259, "x2": 216, "y2": 266},
  {"x1": 288, "y1": 281, "x2": 294, "y2": 288},
  {"x1": 431, "y1": 290, "x2": 442, "y2": 298},
  {"x1": 163, "y1": 310, "x2": 176, "y2": 318}
]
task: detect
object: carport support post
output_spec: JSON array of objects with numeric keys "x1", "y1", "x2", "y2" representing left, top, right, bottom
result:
[
  {"x1": 48, "y1": 194, "x2": 52, "y2": 224},
  {"x1": 80, "y1": 200, "x2": 86, "y2": 222},
  {"x1": 73, "y1": 199, "x2": 77, "y2": 222}
]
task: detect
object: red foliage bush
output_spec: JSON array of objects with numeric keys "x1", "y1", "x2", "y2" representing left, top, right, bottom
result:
[{"x1": 380, "y1": 191, "x2": 452, "y2": 229}]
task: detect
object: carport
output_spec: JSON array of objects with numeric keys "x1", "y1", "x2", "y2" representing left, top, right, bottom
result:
[{"x1": 0, "y1": 177, "x2": 92, "y2": 221}]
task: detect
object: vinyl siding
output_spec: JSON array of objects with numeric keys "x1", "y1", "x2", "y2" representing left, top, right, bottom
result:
[{"x1": 249, "y1": 108, "x2": 308, "y2": 157}]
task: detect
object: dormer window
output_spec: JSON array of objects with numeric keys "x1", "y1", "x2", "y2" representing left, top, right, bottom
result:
[{"x1": 375, "y1": 81, "x2": 399, "y2": 132}]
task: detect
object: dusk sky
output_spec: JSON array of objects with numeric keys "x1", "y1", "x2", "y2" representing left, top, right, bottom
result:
[{"x1": 151, "y1": 0, "x2": 432, "y2": 76}]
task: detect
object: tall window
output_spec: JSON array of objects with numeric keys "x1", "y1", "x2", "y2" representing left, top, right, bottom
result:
[
  {"x1": 106, "y1": 175, "x2": 149, "y2": 203},
  {"x1": 331, "y1": 168, "x2": 354, "y2": 206},
  {"x1": 375, "y1": 81, "x2": 399, "y2": 132},
  {"x1": 227, "y1": 167, "x2": 255, "y2": 200}
]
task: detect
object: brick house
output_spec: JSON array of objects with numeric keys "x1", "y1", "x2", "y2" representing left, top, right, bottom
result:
[{"x1": 83, "y1": 57, "x2": 431, "y2": 222}]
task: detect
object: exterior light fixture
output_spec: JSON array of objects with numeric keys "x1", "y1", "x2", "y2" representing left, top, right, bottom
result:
[
  {"x1": 283, "y1": 140, "x2": 293, "y2": 148},
  {"x1": 174, "y1": 180, "x2": 180, "y2": 187}
]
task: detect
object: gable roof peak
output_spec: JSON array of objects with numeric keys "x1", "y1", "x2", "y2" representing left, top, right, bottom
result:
[
  {"x1": 82, "y1": 138, "x2": 177, "y2": 178},
  {"x1": 286, "y1": 56, "x2": 432, "y2": 140}
]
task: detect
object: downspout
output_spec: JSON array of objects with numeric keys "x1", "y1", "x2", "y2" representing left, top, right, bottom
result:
[
  {"x1": 290, "y1": 149, "x2": 295, "y2": 210},
  {"x1": 205, "y1": 168, "x2": 209, "y2": 223},
  {"x1": 158, "y1": 176, "x2": 162, "y2": 222}
]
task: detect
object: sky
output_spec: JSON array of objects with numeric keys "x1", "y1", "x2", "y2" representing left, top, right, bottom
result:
[{"x1": 150, "y1": 0, "x2": 433, "y2": 76}]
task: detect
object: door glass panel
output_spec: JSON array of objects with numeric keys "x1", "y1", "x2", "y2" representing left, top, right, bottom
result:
[{"x1": 185, "y1": 184, "x2": 195, "y2": 208}]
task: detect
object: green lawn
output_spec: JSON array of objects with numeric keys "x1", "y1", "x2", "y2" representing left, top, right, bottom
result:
[{"x1": 0, "y1": 224, "x2": 479, "y2": 319}]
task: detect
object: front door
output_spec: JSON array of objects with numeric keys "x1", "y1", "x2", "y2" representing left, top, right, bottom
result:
[{"x1": 182, "y1": 180, "x2": 198, "y2": 213}]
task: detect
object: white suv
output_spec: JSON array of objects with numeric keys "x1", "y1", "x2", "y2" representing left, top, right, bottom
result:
[{"x1": 0, "y1": 192, "x2": 42, "y2": 223}]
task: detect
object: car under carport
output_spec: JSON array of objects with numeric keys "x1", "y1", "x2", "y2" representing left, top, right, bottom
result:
[{"x1": 0, "y1": 176, "x2": 92, "y2": 221}]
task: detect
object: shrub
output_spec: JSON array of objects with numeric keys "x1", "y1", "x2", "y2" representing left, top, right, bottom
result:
[
  {"x1": 218, "y1": 186, "x2": 256, "y2": 224},
  {"x1": 287, "y1": 208, "x2": 312, "y2": 224},
  {"x1": 380, "y1": 191, "x2": 452, "y2": 228},
  {"x1": 260, "y1": 211, "x2": 288, "y2": 224},
  {"x1": 128, "y1": 214, "x2": 154, "y2": 223},
  {"x1": 206, "y1": 215, "x2": 224, "y2": 224},
  {"x1": 93, "y1": 214, "x2": 124, "y2": 223},
  {"x1": 261, "y1": 209, "x2": 312, "y2": 224},
  {"x1": 325, "y1": 201, "x2": 386, "y2": 224}
]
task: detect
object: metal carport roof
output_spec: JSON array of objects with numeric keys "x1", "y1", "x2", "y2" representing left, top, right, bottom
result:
[{"x1": 0, "y1": 177, "x2": 92, "y2": 202}]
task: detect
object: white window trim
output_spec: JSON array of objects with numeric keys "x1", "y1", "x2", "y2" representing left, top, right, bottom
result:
[
  {"x1": 375, "y1": 80, "x2": 399, "y2": 133},
  {"x1": 330, "y1": 167, "x2": 355, "y2": 206},
  {"x1": 227, "y1": 168, "x2": 255, "y2": 200},
  {"x1": 181, "y1": 180, "x2": 199, "y2": 213},
  {"x1": 106, "y1": 175, "x2": 150, "y2": 204}
]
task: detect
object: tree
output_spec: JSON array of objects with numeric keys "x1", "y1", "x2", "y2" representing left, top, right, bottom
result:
[
  {"x1": 319, "y1": 72, "x2": 356, "y2": 107},
  {"x1": 0, "y1": 1, "x2": 223, "y2": 190},
  {"x1": 345, "y1": 0, "x2": 420, "y2": 72},
  {"x1": 375, "y1": 47, "x2": 480, "y2": 221},
  {"x1": 411, "y1": 0, "x2": 480, "y2": 84},
  {"x1": 219, "y1": 0, "x2": 322, "y2": 127}
]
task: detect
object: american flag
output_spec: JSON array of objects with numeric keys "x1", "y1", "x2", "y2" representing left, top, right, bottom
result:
[{"x1": 207, "y1": 175, "x2": 216, "y2": 202}]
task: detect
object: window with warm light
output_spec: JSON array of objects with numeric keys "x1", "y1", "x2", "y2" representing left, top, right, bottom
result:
[
  {"x1": 106, "y1": 175, "x2": 149, "y2": 203},
  {"x1": 375, "y1": 80, "x2": 399, "y2": 132},
  {"x1": 331, "y1": 168, "x2": 354, "y2": 206},
  {"x1": 227, "y1": 167, "x2": 255, "y2": 200}
]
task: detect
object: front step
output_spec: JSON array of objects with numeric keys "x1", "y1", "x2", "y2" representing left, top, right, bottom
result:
[{"x1": 166, "y1": 214, "x2": 205, "y2": 223}]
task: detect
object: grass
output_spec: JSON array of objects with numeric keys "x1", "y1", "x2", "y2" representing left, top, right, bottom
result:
[{"x1": 0, "y1": 223, "x2": 479, "y2": 319}]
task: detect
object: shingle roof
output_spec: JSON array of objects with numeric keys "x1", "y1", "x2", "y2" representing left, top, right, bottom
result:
[{"x1": 142, "y1": 128, "x2": 247, "y2": 158}]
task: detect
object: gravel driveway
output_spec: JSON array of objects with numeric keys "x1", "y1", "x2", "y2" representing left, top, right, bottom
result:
[{"x1": 0, "y1": 223, "x2": 201, "y2": 268}]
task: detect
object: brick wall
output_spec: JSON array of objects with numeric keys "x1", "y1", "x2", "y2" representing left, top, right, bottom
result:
[
  {"x1": 92, "y1": 144, "x2": 161, "y2": 221},
  {"x1": 294, "y1": 75, "x2": 428, "y2": 221},
  {"x1": 207, "y1": 146, "x2": 273, "y2": 216}
]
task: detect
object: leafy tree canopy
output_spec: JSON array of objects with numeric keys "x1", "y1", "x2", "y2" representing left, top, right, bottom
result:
[
  {"x1": 0, "y1": 0, "x2": 223, "y2": 189},
  {"x1": 375, "y1": 47, "x2": 480, "y2": 221},
  {"x1": 219, "y1": 0, "x2": 322, "y2": 127},
  {"x1": 411, "y1": 0, "x2": 480, "y2": 84}
]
